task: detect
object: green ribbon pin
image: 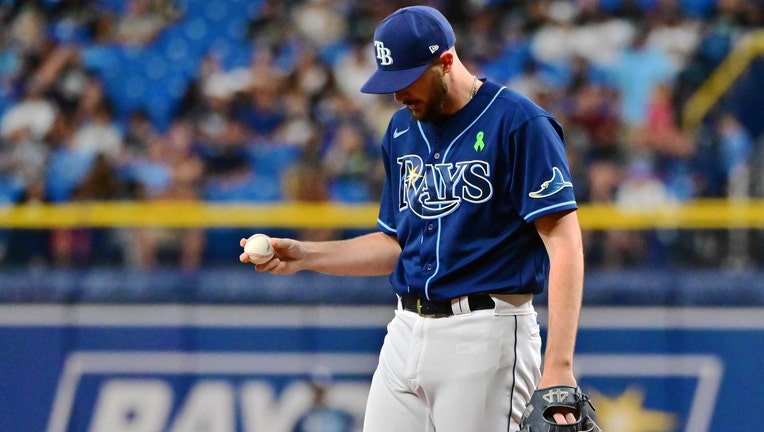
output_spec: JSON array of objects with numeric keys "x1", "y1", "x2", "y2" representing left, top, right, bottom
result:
[{"x1": 474, "y1": 131, "x2": 485, "y2": 151}]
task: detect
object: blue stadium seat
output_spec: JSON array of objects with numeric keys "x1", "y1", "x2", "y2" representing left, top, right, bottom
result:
[
  {"x1": 45, "y1": 149, "x2": 96, "y2": 202},
  {"x1": 247, "y1": 145, "x2": 302, "y2": 179},
  {"x1": 679, "y1": 0, "x2": 717, "y2": 18},
  {"x1": 0, "y1": 174, "x2": 24, "y2": 204},
  {"x1": 328, "y1": 180, "x2": 370, "y2": 203},
  {"x1": 318, "y1": 41, "x2": 351, "y2": 68},
  {"x1": 80, "y1": 45, "x2": 122, "y2": 72},
  {"x1": 94, "y1": 0, "x2": 130, "y2": 14},
  {"x1": 203, "y1": 174, "x2": 282, "y2": 202},
  {"x1": 480, "y1": 40, "x2": 531, "y2": 84},
  {"x1": 121, "y1": 160, "x2": 172, "y2": 197}
]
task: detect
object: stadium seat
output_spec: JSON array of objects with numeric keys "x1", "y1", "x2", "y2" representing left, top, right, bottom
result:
[
  {"x1": 247, "y1": 144, "x2": 302, "y2": 179},
  {"x1": 0, "y1": 175, "x2": 24, "y2": 204},
  {"x1": 45, "y1": 149, "x2": 96, "y2": 202},
  {"x1": 328, "y1": 179, "x2": 370, "y2": 203},
  {"x1": 203, "y1": 173, "x2": 282, "y2": 202}
]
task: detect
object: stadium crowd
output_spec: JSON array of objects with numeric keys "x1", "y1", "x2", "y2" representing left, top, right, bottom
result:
[{"x1": 0, "y1": 0, "x2": 762, "y2": 271}]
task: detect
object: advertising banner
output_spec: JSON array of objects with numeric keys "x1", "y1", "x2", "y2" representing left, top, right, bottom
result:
[{"x1": 0, "y1": 305, "x2": 761, "y2": 432}]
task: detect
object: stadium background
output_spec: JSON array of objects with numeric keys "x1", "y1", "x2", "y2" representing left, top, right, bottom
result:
[{"x1": 0, "y1": 0, "x2": 763, "y2": 431}]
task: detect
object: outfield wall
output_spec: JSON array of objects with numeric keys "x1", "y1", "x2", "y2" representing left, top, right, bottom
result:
[
  {"x1": 1, "y1": 304, "x2": 761, "y2": 432},
  {"x1": 0, "y1": 268, "x2": 763, "y2": 432}
]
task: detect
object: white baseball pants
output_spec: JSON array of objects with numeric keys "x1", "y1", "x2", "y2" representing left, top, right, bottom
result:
[{"x1": 362, "y1": 295, "x2": 541, "y2": 432}]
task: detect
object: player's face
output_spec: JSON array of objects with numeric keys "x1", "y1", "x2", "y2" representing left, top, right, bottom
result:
[{"x1": 394, "y1": 66, "x2": 448, "y2": 123}]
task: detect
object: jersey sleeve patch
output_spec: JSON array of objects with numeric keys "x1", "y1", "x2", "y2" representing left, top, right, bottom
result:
[{"x1": 528, "y1": 167, "x2": 573, "y2": 198}]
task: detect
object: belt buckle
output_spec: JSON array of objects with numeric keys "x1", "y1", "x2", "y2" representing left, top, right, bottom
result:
[{"x1": 416, "y1": 298, "x2": 448, "y2": 318}]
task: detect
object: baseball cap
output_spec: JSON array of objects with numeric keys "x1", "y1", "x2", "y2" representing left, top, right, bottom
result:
[{"x1": 360, "y1": 6, "x2": 456, "y2": 94}]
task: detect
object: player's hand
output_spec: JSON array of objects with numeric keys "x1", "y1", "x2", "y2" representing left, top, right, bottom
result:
[
  {"x1": 239, "y1": 237, "x2": 303, "y2": 275},
  {"x1": 550, "y1": 408, "x2": 577, "y2": 424},
  {"x1": 536, "y1": 370, "x2": 578, "y2": 424}
]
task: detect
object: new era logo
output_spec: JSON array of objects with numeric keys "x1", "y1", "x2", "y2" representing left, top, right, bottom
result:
[{"x1": 429, "y1": 45, "x2": 439, "y2": 53}]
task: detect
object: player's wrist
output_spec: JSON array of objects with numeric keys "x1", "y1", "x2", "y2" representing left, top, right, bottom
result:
[
  {"x1": 538, "y1": 365, "x2": 576, "y2": 389},
  {"x1": 542, "y1": 353, "x2": 574, "y2": 369}
]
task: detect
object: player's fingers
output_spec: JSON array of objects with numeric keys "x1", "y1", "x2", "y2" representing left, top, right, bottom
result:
[
  {"x1": 239, "y1": 238, "x2": 248, "y2": 247},
  {"x1": 552, "y1": 412, "x2": 567, "y2": 424},
  {"x1": 565, "y1": 412, "x2": 577, "y2": 423},
  {"x1": 271, "y1": 237, "x2": 295, "y2": 252},
  {"x1": 239, "y1": 252, "x2": 250, "y2": 263},
  {"x1": 256, "y1": 257, "x2": 283, "y2": 273}
]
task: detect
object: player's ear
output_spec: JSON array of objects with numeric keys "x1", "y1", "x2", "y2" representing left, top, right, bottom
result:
[{"x1": 438, "y1": 51, "x2": 454, "y2": 72}]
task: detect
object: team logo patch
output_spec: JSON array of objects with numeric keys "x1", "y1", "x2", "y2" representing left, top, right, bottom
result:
[
  {"x1": 374, "y1": 41, "x2": 393, "y2": 65},
  {"x1": 529, "y1": 167, "x2": 572, "y2": 198}
]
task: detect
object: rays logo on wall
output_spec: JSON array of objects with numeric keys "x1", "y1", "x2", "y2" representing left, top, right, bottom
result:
[
  {"x1": 575, "y1": 354, "x2": 722, "y2": 432},
  {"x1": 47, "y1": 352, "x2": 375, "y2": 432}
]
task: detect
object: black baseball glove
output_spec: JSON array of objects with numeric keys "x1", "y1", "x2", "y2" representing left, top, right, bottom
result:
[{"x1": 520, "y1": 386, "x2": 602, "y2": 432}]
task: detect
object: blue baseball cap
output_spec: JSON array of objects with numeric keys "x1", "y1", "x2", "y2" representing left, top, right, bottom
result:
[{"x1": 360, "y1": 6, "x2": 456, "y2": 94}]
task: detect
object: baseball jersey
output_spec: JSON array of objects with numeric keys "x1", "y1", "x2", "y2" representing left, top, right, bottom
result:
[{"x1": 376, "y1": 79, "x2": 578, "y2": 301}]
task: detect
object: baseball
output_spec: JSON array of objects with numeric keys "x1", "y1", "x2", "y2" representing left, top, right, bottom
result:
[{"x1": 244, "y1": 233, "x2": 274, "y2": 264}]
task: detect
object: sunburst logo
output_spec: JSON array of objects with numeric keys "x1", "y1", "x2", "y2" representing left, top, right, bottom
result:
[
  {"x1": 591, "y1": 387, "x2": 677, "y2": 432},
  {"x1": 405, "y1": 163, "x2": 424, "y2": 192}
]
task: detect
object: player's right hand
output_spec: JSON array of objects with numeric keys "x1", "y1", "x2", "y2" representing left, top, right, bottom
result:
[{"x1": 238, "y1": 237, "x2": 303, "y2": 275}]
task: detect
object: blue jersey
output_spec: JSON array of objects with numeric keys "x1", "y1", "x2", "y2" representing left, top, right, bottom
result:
[{"x1": 376, "y1": 80, "x2": 578, "y2": 301}]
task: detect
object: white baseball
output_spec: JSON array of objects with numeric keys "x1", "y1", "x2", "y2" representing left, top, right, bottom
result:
[{"x1": 244, "y1": 233, "x2": 274, "y2": 264}]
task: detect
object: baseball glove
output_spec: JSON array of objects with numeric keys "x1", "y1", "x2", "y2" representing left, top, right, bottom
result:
[{"x1": 520, "y1": 386, "x2": 602, "y2": 432}]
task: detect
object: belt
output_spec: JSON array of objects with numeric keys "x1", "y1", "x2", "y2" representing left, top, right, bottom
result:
[{"x1": 399, "y1": 293, "x2": 495, "y2": 317}]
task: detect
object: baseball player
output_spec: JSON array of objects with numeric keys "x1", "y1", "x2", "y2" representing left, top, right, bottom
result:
[{"x1": 241, "y1": 6, "x2": 599, "y2": 432}]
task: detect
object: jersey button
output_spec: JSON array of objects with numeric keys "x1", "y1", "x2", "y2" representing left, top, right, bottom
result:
[
  {"x1": 427, "y1": 223, "x2": 434, "y2": 231},
  {"x1": 426, "y1": 264, "x2": 433, "y2": 271},
  {"x1": 433, "y1": 152, "x2": 440, "y2": 159}
]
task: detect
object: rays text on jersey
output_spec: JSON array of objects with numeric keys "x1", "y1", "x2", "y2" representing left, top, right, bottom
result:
[{"x1": 397, "y1": 154, "x2": 493, "y2": 219}]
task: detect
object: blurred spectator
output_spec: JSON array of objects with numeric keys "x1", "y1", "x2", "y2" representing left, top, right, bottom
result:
[
  {"x1": 284, "y1": 135, "x2": 337, "y2": 241},
  {"x1": 51, "y1": 153, "x2": 120, "y2": 267},
  {"x1": 322, "y1": 122, "x2": 382, "y2": 203},
  {"x1": 717, "y1": 112, "x2": 755, "y2": 268},
  {"x1": 530, "y1": 1, "x2": 635, "y2": 70},
  {"x1": 44, "y1": 112, "x2": 96, "y2": 203},
  {"x1": 7, "y1": 6, "x2": 49, "y2": 55},
  {"x1": 289, "y1": 46, "x2": 334, "y2": 103},
  {"x1": 332, "y1": 40, "x2": 379, "y2": 107},
  {"x1": 271, "y1": 88, "x2": 316, "y2": 148},
  {"x1": 292, "y1": 0, "x2": 348, "y2": 49},
  {"x1": 640, "y1": 83, "x2": 694, "y2": 159},
  {"x1": 717, "y1": 112, "x2": 754, "y2": 198},
  {"x1": 0, "y1": 79, "x2": 57, "y2": 142},
  {"x1": 644, "y1": 1, "x2": 701, "y2": 70},
  {"x1": 115, "y1": 0, "x2": 177, "y2": 46},
  {"x1": 0, "y1": 125, "x2": 48, "y2": 200},
  {"x1": 123, "y1": 109, "x2": 159, "y2": 161},
  {"x1": 615, "y1": 159, "x2": 678, "y2": 210},
  {"x1": 507, "y1": 61, "x2": 547, "y2": 101},
  {"x1": 233, "y1": 71, "x2": 287, "y2": 138},
  {"x1": 120, "y1": 121, "x2": 205, "y2": 271},
  {"x1": 71, "y1": 100, "x2": 124, "y2": 164},
  {"x1": 608, "y1": 25, "x2": 677, "y2": 128},
  {"x1": 292, "y1": 370, "x2": 356, "y2": 432}
]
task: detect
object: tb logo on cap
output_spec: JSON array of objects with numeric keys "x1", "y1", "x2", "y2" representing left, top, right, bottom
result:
[{"x1": 374, "y1": 41, "x2": 393, "y2": 66}]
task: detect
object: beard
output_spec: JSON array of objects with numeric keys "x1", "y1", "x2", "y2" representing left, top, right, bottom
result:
[{"x1": 407, "y1": 76, "x2": 449, "y2": 123}]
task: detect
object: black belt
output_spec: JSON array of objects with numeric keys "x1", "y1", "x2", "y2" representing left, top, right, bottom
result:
[{"x1": 400, "y1": 293, "x2": 495, "y2": 317}]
